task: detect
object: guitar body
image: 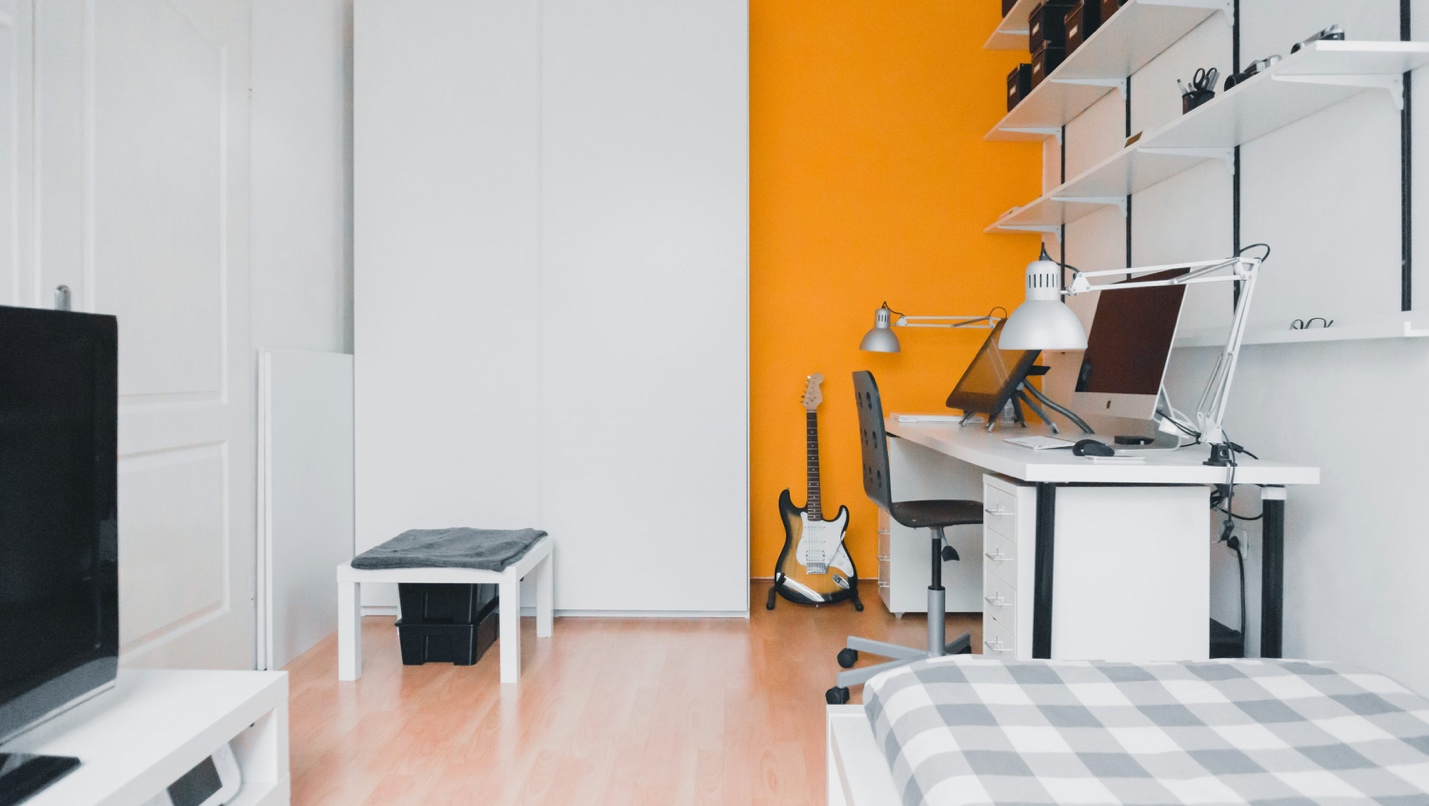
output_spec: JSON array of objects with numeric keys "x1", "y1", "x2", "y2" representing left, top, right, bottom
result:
[{"x1": 772, "y1": 489, "x2": 858, "y2": 605}]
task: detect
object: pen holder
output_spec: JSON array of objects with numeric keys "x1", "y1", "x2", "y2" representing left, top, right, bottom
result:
[{"x1": 1182, "y1": 89, "x2": 1214, "y2": 114}]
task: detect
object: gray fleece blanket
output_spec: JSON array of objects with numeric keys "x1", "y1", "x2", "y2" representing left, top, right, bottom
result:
[{"x1": 350, "y1": 527, "x2": 546, "y2": 571}]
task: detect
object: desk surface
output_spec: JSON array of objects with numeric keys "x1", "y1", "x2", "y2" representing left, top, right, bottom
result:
[{"x1": 887, "y1": 419, "x2": 1320, "y2": 486}]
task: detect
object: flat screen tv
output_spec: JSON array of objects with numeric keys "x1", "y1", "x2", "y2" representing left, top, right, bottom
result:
[{"x1": 0, "y1": 305, "x2": 118, "y2": 744}]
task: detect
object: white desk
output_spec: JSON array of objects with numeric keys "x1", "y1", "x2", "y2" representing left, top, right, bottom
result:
[{"x1": 886, "y1": 419, "x2": 1319, "y2": 659}]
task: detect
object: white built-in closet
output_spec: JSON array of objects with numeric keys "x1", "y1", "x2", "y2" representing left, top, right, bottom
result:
[{"x1": 354, "y1": 0, "x2": 749, "y2": 614}]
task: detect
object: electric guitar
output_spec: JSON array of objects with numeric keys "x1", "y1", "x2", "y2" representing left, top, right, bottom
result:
[{"x1": 767, "y1": 373, "x2": 861, "y2": 610}]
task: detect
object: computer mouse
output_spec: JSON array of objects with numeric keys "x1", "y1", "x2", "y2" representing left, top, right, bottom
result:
[{"x1": 1072, "y1": 439, "x2": 1116, "y2": 457}]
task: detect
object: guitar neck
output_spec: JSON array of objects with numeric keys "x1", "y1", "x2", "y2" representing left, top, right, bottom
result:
[{"x1": 806, "y1": 410, "x2": 821, "y2": 520}]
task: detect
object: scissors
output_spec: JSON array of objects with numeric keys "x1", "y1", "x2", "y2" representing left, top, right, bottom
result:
[{"x1": 1191, "y1": 67, "x2": 1218, "y2": 94}]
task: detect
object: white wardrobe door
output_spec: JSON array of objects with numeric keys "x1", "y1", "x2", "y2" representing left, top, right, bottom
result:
[
  {"x1": 540, "y1": 0, "x2": 749, "y2": 612},
  {"x1": 353, "y1": 0, "x2": 541, "y2": 606}
]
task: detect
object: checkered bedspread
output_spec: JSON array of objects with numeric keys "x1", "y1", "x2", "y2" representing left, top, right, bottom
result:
[{"x1": 863, "y1": 657, "x2": 1429, "y2": 805}]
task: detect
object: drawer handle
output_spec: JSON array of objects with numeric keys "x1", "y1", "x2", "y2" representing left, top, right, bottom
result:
[
  {"x1": 984, "y1": 594, "x2": 1009, "y2": 608},
  {"x1": 984, "y1": 549, "x2": 1011, "y2": 563},
  {"x1": 983, "y1": 506, "x2": 1013, "y2": 516},
  {"x1": 984, "y1": 638, "x2": 1010, "y2": 654},
  {"x1": 876, "y1": 555, "x2": 890, "y2": 562}
]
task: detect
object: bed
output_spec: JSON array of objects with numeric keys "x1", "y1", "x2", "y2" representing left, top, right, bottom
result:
[{"x1": 826, "y1": 656, "x2": 1429, "y2": 805}]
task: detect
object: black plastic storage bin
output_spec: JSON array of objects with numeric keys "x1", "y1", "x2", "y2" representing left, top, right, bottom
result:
[
  {"x1": 398, "y1": 602, "x2": 498, "y2": 666},
  {"x1": 396, "y1": 583, "x2": 500, "y2": 666},
  {"x1": 398, "y1": 582, "x2": 496, "y2": 624}
]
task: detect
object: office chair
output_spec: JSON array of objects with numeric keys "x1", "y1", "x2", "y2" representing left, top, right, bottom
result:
[{"x1": 825, "y1": 371, "x2": 979, "y2": 705}]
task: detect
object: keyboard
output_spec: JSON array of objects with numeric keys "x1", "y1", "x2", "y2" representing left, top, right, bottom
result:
[{"x1": 1003, "y1": 435, "x2": 1077, "y2": 450}]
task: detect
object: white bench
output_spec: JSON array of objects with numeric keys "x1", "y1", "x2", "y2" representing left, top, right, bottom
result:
[{"x1": 336, "y1": 535, "x2": 553, "y2": 684}]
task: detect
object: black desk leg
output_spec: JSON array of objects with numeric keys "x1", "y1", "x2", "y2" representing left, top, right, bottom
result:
[
  {"x1": 1032, "y1": 483, "x2": 1057, "y2": 659},
  {"x1": 1261, "y1": 487, "x2": 1286, "y2": 658}
]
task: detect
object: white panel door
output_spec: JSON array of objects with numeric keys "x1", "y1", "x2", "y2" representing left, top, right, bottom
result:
[
  {"x1": 540, "y1": 0, "x2": 749, "y2": 612},
  {"x1": 33, "y1": 0, "x2": 254, "y2": 668}
]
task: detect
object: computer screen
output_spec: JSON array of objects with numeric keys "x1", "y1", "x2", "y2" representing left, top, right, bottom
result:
[
  {"x1": 1073, "y1": 267, "x2": 1189, "y2": 420},
  {"x1": 945, "y1": 320, "x2": 1041, "y2": 418}
]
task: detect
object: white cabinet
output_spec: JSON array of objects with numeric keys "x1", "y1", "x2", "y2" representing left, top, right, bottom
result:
[
  {"x1": 980, "y1": 473, "x2": 1211, "y2": 661},
  {"x1": 6, "y1": 671, "x2": 288, "y2": 806},
  {"x1": 981, "y1": 474, "x2": 1037, "y2": 658},
  {"x1": 876, "y1": 436, "x2": 985, "y2": 615}
]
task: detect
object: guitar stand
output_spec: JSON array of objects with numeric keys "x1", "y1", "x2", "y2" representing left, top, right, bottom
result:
[{"x1": 766, "y1": 574, "x2": 864, "y2": 612}]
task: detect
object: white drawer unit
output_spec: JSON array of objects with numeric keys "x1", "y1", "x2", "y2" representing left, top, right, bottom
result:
[
  {"x1": 981, "y1": 474, "x2": 1037, "y2": 658},
  {"x1": 979, "y1": 473, "x2": 1212, "y2": 661},
  {"x1": 875, "y1": 437, "x2": 987, "y2": 615}
]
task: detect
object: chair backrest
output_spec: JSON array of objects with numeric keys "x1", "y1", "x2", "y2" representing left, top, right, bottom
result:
[{"x1": 852, "y1": 371, "x2": 894, "y2": 512}]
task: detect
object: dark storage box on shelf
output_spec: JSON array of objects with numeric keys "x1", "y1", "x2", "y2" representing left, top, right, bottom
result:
[
  {"x1": 1008, "y1": 63, "x2": 1033, "y2": 110},
  {"x1": 1028, "y1": 0, "x2": 1076, "y2": 53},
  {"x1": 396, "y1": 582, "x2": 500, "y2": 666},
  {"x1": 1100, "y1": 0, "x2": 1125, "y2": 25},
  {"x1": 1003, "y1": 0, "x2": 1017, "y2": 17},
  {"x1": 1030, "y1": 44, "x2": 1066, "y2": 88},
  {"x1": 1064, "y1": 1, "x2": 1102, "y2": 55}
]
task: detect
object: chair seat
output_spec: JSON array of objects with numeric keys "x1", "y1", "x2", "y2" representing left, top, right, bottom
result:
[{"x1": 888, "y1": 499, "x2": 984, "y2": 529}]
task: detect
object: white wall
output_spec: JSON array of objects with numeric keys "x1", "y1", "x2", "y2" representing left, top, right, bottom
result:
[
  {"x1": 250, "y1": 0, "x2": 353, "y2": 355},
  {"x1": 1042, "y1": 1, "x2": 1429, "y2": 693}
]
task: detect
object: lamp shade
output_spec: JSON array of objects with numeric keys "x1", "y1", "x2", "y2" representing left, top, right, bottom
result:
[
  {"x1": 997, "y1": 250, "x2": 1089, "y2": 351},
  {"x1": 859, "y1": 306, "x2": 901, "y2": 352}
]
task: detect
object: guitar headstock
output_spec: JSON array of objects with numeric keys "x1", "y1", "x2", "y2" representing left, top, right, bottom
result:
[{"x1": 802, "y1": 373, "x2": 824, "y2": 412}]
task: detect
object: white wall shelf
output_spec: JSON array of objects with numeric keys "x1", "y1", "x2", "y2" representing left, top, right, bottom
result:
[
  {"x1": 988, "y1": 41, "x2": 1429, "y2": 234},
  {"x1": 987, "y1": 0, "x2": 1230, "y2": 142},
  {"x1": 985, "y1": 0, "x2": 1040, "y2": 52},
  {"x1": 1177, "y1": 314, "x2": 1429, "y2": 348}
]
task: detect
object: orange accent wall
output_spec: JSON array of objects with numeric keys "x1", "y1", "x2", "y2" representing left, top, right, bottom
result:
[{"x1": 750, "y1": 1, "x2": 1042, "y2": 579}]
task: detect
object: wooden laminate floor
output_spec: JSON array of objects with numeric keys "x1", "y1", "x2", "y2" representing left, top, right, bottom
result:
[{"x1": 286, "y1": 582, "x2": 981, "y2": 805}]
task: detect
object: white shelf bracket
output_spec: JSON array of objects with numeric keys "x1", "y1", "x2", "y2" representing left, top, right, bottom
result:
[
  {"x1": 1052, "y1": 196, "x2": 1128, "y2": 217},
  {"x1": 1274, "y1": 74, "x2": 1405, "y2": 110},
  {"x1": 1139, "y1": 147, "x2": 1236, "y2": 175},
  {"x1": 1051, "y1": 77, "x2": 1129, "y2": 98}
]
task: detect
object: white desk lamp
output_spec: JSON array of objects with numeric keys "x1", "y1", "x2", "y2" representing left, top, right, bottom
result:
[
  {"x1": 999, "y1": 247, "x2": 1264, "y2": 466},
  {"x1": 858, "y1": 304, "x2": 998, "y2": 353}
]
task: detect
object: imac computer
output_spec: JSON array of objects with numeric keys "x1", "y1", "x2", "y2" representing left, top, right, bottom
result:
[{"x1": 1072, "y1": 267, "x2": 1189, "y2": 425}]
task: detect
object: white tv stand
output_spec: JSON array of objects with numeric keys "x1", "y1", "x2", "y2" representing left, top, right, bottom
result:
[{"x1": 1, "y1": 670, "x2": 289, "y2": 806}]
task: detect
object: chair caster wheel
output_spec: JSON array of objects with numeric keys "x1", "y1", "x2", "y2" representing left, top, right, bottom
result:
[
  {"x1": 826, "y1": 686, "x2": 850, "y2": 705},
  {"x1": 837, "y1": 648, "x2": 858, "y2": 668},
  {"x1": 854, "y1": 601, "x2": 864, "y2": 612},
  {"x1": 766, "y1": 588, "x2": 777, "y2": 610}
]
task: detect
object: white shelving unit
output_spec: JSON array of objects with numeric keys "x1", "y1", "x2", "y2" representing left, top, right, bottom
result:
[
  {"x1": 988, "y1": 41, "x2": 1429, "y2": 235},
  {"x1": 1177, "y1": 313, "x2": 1429, "y2": 348},
  {"x1": 985, "y1": 0, "x2": 1041, "y2": 51},
  {"x1": 987, "y1": 0, "x2": 1230, "y2": 142},
  {"x1": 4, "y1": 670, "x2": 289, "y2": 806}
]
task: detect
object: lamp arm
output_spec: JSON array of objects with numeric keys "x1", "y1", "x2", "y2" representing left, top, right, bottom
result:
[
  {"x1": 1196, "y1": 260, "x2": 1258, "y2": 446},
  {"x1": 894, "y1": 315, "x2": 1001, "y2": 329}
]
